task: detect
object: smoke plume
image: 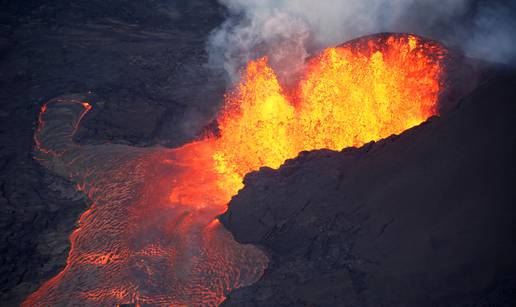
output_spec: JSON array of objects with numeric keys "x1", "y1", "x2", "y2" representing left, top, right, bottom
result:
[{"x1": 208, "y1": 0, "x2": 516, "y2": 84}]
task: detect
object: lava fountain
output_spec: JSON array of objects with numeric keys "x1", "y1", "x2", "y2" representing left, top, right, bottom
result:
[{"x1": 25, "y1": 34, "x2": 446, "y2": 306}]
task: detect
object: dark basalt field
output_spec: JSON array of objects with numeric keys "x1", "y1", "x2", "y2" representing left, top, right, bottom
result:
[
  {"x1": 0, "y1": 1, "x2": 225, "y2": 305},
  {"x1": 1, "y1": 1, "x2": 515, "y2": 306}
]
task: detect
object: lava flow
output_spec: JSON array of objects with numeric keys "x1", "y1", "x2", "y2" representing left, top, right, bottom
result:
[{"x1": 25, "y1": 34, "x2": 446, "y2": 306}]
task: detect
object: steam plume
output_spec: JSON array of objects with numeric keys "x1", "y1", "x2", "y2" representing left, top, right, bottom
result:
[{"x1": 208, "y1": 0, "x2": 516, "y2": 83}]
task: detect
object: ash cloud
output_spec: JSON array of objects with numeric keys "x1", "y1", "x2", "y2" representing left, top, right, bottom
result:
[{"x1": 208, "y1": 0, "x2": 516, "y2": 84}]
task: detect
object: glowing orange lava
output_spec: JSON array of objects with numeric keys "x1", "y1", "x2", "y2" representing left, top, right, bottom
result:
[
  {"x1": 26, "y1": 34, "x2": 446, "y2": 306},
  {"x1": 213, "y1": 34, "x2": 446, "y2": 194}
]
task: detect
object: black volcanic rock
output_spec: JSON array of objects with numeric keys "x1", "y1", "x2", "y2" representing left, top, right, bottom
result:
[
  {"x1": 0, "y1": 1, "x2": 225, "y2": 305},
  {"x1": 220, "y1": 67, "x2": 516, "y2": 306}
]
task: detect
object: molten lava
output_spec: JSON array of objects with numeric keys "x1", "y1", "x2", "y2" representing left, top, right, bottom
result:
[
  {"x1": 214, "y1": 34, "x2": 446, "y2": 194},
  {"x1": 26, "y1": 34, "x2": 445, "y2": 306}
]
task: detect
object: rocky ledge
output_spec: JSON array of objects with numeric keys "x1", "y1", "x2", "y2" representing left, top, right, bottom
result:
[{"x1": 220, "y1": 65, "x2": 516, "y2": 306}]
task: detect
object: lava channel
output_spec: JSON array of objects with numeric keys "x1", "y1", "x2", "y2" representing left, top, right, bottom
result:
[{"x1": 25, "y1": 33, "x2": 446, "y2": 306}]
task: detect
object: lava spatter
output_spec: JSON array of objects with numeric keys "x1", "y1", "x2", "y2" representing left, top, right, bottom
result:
[{"x1": 214, "y1": 34, "x2": 446, "y2": 194}]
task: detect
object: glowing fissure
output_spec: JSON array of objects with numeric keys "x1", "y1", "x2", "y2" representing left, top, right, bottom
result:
[{"x1": 26, "y1": 34, "x2": 445, "y2": 306}]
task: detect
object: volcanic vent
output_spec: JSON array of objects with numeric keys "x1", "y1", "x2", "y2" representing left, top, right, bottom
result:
[{"x1": 26, "y1": 33, "x2": 446, "y2": 306}]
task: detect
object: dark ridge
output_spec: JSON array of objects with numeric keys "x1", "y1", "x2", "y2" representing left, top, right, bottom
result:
[{"x1": 220, "y1": 63, "x2": 516, "y2": 306}]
